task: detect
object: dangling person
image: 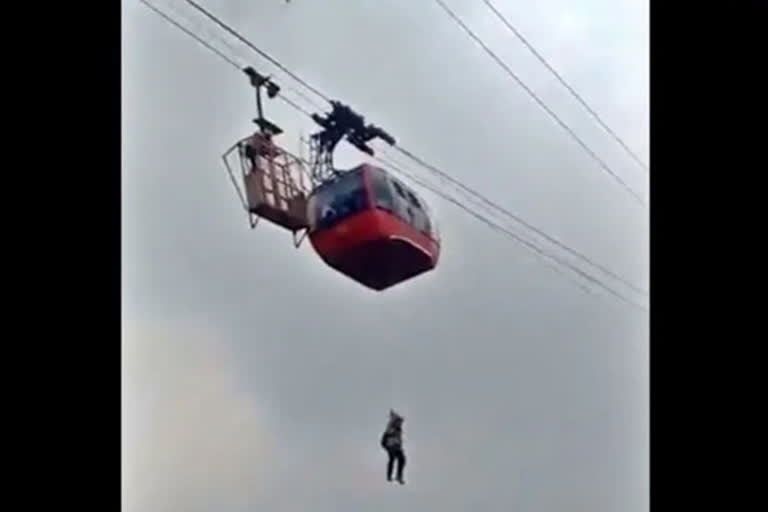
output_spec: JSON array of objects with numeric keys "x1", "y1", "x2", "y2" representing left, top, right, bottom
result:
[{"x1": 380, "y1": 409, "x2": 406, "y2": 484}]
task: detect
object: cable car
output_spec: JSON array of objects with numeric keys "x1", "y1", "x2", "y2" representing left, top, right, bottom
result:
[
  {"x1": 223, "y1": 66, "x2": 440, "y2": 291},
  {"x1": 307, "y1": 163, "x2": 440, "y2": 290}
]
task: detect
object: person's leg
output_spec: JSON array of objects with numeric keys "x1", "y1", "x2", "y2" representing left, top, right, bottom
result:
[
  {"x1": 396, "y1": 449, "x2": 406, "y2": 484},
  {"x1": 386, "y1": 450, "x2": 395, "y2": 481}
]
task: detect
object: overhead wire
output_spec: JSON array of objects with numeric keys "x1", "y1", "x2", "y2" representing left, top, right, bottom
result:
[
  {"x1": 480, "y1": 0, "x2": 649, "y2": 173},
  {"x1": 172, "y1": 0, "x2": 647, "y2": 297},
  {"x1": 393, "y1": 145, "x2": 648, "y2": 296},
  {"x1": 138, "y1": 0, "x2": 648, "y2": 313},
  {"x1": 172, "y1": 0, "x2": 325, "y2": 112},
  {"x1": 183, "y1": 0, "x2": 332, "y2": 103},
  {"x1": 140, "y1": 0, "x2": 317, "y2": 117},
  {"x1": 374, "y1": 155, "x2": 646, "y2": 312},
  {"x1": 178, "y1": 0, "x2": 647, "y2": 212},
  {"x1": 373, "y1": 154, "x2": 600, "y2": 297},
  {"x1": 432, "y1": 0, "x2": 647, "y2": 207},
  {"x1": 139, "y1": 0, "x2": 240, "y2": 70},
  {"x1": 278, "y1": 95, "x2": 314, "y2": 118},
  {"x1": 169, "y1": 0, "x2": 647, "y2": 296},
  {"x1": 141, "y1": 0, "x2": 647, "y2": 308}
]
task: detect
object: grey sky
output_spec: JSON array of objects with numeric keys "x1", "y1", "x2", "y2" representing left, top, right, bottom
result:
[{"x1": 122, "y1": 1, "x2": 649, "y2": 511}]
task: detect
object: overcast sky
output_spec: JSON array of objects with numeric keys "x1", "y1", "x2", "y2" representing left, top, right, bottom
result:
[{"x1": 122, "y1": 1, "x2": 649, "y2": 511}]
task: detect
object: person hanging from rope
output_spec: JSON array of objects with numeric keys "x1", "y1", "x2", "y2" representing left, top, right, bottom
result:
[{"x1": 380, "y1": 409, "x2": 406, "y2": 484}]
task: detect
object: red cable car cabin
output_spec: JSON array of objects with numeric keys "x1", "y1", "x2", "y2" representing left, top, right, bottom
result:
[{"x1": 307, "y1": 164, "x2": 440, "y2": 291}]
